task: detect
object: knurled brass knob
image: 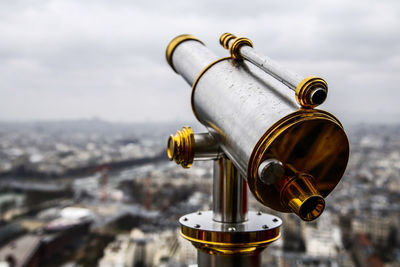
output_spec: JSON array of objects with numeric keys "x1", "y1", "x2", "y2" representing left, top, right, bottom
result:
[{"x1": 167, "y1": 127, "x2": 195, "y2": 168}]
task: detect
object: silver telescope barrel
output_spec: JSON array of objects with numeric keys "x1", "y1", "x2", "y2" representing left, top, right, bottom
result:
[
  {"x1": 166, "y1": 34, "x2": 349, "y2": 220},
  {"x1": 166, "y1": 35, "x2": 298, "y2": 176},
  {"x1": 220, "y1": 33, "x2": 328, "y2": 108}
]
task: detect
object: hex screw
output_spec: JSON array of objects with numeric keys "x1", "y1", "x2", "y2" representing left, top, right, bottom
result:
[
  {"x1": 262, "y1": 225, "x2": 269, "y2": 229},
  {"x1": 228, "y1": 227, "x2": 236, "y2": 232},
  {"x1": 273, "y1": 218, "x2": 278, "y2": 223},
  {"x1": 194, "y1": 224, "x2": 201, "y2": 228}
]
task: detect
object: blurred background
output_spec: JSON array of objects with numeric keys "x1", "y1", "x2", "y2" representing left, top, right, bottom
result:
[{"x1": 0, "y1": 0, "x2": 399, "y2": 266}]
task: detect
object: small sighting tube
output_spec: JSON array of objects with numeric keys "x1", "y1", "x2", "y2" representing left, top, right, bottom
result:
[
  {"x1": 220, "y1": 33, "x2": 328, "y2": 108},
  {"x1": 225, "y1": 38, "x2": 302, "y2": 90},
  {"x1": 213, "y1": 157, "x2": 248, "y2": 223}
]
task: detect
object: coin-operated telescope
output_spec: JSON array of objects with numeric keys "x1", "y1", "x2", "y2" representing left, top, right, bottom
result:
[{"x1": 166, "y1": 33, "x2": 349, "y2": 267}]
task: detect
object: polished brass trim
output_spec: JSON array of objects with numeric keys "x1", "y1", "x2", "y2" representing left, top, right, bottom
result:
[
  {"x1": 219, "y1": 33, "x2": 236, "y2": 49},
  {"x1": 279, "y1": 172, "x2": 325, "y2": 221},
  {"x1": 229, "y1": 37, "x2": 253, "y2": 59},
  {"x1": 180, "y1": 232, "x2": 280, "y2": 255},
  {"x1": 247, "y1": 109, "x2": 349, "y2": 218},
  {"x1": 191, "y1": 57, "x2": 232, "y2": 122},
  {"x1": 167, "y1": 126, "x2": 195, "y2": 168},
  {"x1": 179, "y1": 211, "x2": 281, "y2": 255},
  {"x1": 166, "y1": 34, "x2": 204, "y2": 72},
  {"x1": 219, "y1": 33, "x2": 254, "y2": 59},
  {"x1": 295, "y1": 76, "x2": 328, "y2": 108}
]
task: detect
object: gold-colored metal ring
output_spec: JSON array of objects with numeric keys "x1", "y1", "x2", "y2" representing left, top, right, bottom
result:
[
  {"x1": 295, "y1": 76, "x2": 328, "y2": 108},
  {"x1": 167, "y1": 127, "x2": 195, "y2": 168},
  {"x1": 219, "y1": 33, "x2": 236, "y2": 49},
  {"x1": 166, "y1": 34, "x2": 204, "y2": 72},
  {"x1": 229, "y1": 37, "x2": 253, "y2": 59},
  {"x1": 179, "y1": 211, "x2": 281, "y2": 255},
  {"x1": 191, "y1": 57, "x2": 232, "y2": 122},
  {"x1": 180, "y1": 232, "x2": 281, "y2": 248},
  {"x1": 247, "y1": 109, "x2": 349, "y2": 214},
  {"x1": 180, "y1": 232, "x2": 281, "y2": 255}
]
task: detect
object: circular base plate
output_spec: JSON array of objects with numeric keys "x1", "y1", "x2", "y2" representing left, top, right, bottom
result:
[{"x1": 179, "y1": 211, "x2": 281, "y2": 255}]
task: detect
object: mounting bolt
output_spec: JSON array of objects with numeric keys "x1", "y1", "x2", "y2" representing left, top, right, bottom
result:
[
  {"x1": 262, "y1": 225, "x2": 269, "y2": 229},
  {"x1": 258, "y1": 159, "x2": 284, "y2": 185},
  {"x1": 194, "y1": 224, "x2": 201, "y2": 228},
  {"x1": 228, "y1": 227, "x2": 236, "y2": 232},
  {"x1": 273, "y1": 218, "x2": 279, "y2": 223}
]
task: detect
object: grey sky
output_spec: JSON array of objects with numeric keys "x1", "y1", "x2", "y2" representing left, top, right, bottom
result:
[{"x1": 1, "y1": 0, "x2": 399, "y2": 124}]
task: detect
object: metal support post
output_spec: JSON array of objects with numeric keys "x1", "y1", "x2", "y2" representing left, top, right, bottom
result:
[
  {"x1": 212, "y1": 157, "x2": 248, "y2": 223},
  {"x1": 179, "y1": 156, "x2": 281, "y2": 267}
]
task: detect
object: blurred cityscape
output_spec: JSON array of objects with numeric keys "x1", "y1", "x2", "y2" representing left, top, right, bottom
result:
[{"x1": 0, "y1": 119, "x2": 399, "y2": 267}]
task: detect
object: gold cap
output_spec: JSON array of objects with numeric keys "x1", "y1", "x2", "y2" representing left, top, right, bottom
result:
[
  {"x1": 166, "y1": 34, "x2": 203, "y2": 72},
  {"x1": 167, "y1": 127, "x2": 195, "y2": 168},
  {"x1": 219, "y1": 32, "x2": 253, "y2": 59},
  {"x1": 296, "y1": 76, "x2": 328, "y2": 108}
]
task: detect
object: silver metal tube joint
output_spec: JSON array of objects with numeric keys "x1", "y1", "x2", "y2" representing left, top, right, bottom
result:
[
  {"x1": 213, "y1": 157, "x2": 248, "y2": 223},
  {"x1": 194, "y1": 133, "x2": 221, "y2": 161}
]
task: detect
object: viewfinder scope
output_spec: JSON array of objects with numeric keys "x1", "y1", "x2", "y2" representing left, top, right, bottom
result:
[{"x1": 166, "y1": 33, "x2": 349, "y2": 221}]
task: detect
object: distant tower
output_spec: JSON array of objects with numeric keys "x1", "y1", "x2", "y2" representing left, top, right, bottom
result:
[{"x1": 144, "y1": 177, "x2": 151, "y2": 210}]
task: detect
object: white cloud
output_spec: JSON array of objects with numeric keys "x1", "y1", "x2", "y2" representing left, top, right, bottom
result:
[{"x1": 0, "y1": 0, "x2": 399, "y2": 123}]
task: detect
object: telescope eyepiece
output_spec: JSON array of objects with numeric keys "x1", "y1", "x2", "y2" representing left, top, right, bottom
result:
[
  {"x1": 280, "y1": 173, "x2": 325, "y2": 221},
  {"x1": 310, "y1": 87, "x2": 327, "y2": 106},
  {"x1": 296, "y1": 76, "x2": 328, "y2": 108},
  {"x1": 299, "y1": 195, "x2": 325, "y2": 221}
]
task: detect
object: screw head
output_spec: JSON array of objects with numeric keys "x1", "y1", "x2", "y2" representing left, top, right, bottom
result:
[
  {"x1": 262, "y1": 225, "x2": 269, "y2": 229},
  {"x1": 258, "y1": 159, "x2": 284, "y2": 185},
  {"x1": 273, "y1": 218, "x2": 279, "y2": 223},
  {"x1": 183, "y1": 217, "x2": 188, "y2": 221},
  {"x1": 228, "y1": 227, "x2": 236, "y2": 232},
  {"x1": 257, "y1": 211, "x2": 262, "y2": 215},
  {"x1": 194, "y1": 224, "x2": 201, "y2": 228},
  {"x1": 197, "y1": 211, "x2": 202, "y2": 215}
]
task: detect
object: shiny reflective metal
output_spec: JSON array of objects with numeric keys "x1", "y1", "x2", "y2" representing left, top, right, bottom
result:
[
  {"x1": 166, "y1": 32, "x2": 349, "y2": 267},
  {"x1": 213, "y1": 157, "x2": 248, "y2": 223},
  {"x1": 220, "y1": 33, "x2": 328, "y2": 108},
  {"x1": 194, "y1": 132, "x2": 222, "y2": 161},
  {"x1": 179, "y1": 210, "x2": 281, "y2": 255},
  {"x1": 280, "y1": 172, "x2": 325, "y2": 221},
  {"x1": 167, "y1": 127, "x2": 194, "y2": 168},
  {"x1": 166, "y1": 34, "x2": 349, "y2": 219},
  {"x1": 258, "y1": 159, "x2": 284, "y2": 186},
  {"x1": 168, "y1": 127, "x2": 222, "y2": 168}
]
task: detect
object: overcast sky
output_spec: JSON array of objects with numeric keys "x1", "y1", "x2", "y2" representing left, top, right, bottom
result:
[{"x1": 0, "y1": 0, "x2": 399, "y2": 124}]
